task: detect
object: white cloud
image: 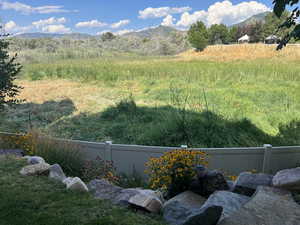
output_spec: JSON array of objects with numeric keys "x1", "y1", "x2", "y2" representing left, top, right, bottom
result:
[
  {"x1": 0, "y1": 1, "x2": 76, "y2": 14},
  {"x1": 3, "y1": 20, "x2": 31, "y2": 33},
  {"x1": 161, "y1": 15, "x2": 176, "y2": 27},
  {"x1": 42, "y1": 24, "x2": 71, "y2": 33},
  {"x1": 111, "y1": 19, "x2": 130, "y2": 29},
  {"x1": 32, "y1": 17, "x2": 66, "y2": 28},
  {"x1": 175, "y1": 1, "x2": 270, "y2": 28},
  {"x1": 114, "y1": 29, "x2": 134, "y2": 35},
  {"x1": 76, "y1": 20, "x2": 107, "y2": 28},
  {"x1": 139, "y1": 6, "x2": 192, "y2": 19}
]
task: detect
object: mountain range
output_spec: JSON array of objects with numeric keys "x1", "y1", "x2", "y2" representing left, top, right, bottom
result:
[{"x1": 14, "y1": 12, "x2": 270, "y2": 40}]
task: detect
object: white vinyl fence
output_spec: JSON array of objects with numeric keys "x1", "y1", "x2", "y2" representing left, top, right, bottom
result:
[{"x1": 1, "y1": 132, "x2": 300, "y2": 176}]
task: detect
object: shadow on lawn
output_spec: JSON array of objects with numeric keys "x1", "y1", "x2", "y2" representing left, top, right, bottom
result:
[
  {"x1": 48, "y1": 98, "x2": 300, "y2": 148},
  {"x1": 1, "y1": 98, "x2": 76, "y2": 133}
]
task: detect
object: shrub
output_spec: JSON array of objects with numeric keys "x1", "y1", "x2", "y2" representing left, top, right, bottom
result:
[
  {"x1": 81, "y1": 156, "x2": 119, "y2": 183},
  {"x1": 146, "y1": 149, "x2": 207, "y2": 198},
  {"x1": 0, "y1": 132, "x2": 36, "y2": 155}
]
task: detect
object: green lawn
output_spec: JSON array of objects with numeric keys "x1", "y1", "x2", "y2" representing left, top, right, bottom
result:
[{"x1": 0, "y1": 156, "x2": 166, "y2": 225}]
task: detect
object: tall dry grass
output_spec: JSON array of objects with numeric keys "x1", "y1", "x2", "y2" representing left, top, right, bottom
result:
[{"x1": 178, "y1": 44, "x2": 300, "y2": 62}]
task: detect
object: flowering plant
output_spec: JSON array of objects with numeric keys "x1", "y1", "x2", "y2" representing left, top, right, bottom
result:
[
  {"x1": 0, "y1": 132, "x2": 36, "y2": 155},
  {"x1": 145, "y1": 149, "x2": 208, "y2": 198}
]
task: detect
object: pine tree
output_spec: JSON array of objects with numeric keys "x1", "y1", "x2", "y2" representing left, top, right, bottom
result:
[{"x1": 0, "y1": 31, "x2": 22, "y2": 110}]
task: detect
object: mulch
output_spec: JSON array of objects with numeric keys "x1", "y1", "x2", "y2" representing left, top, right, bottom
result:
[{"x1": 0, "y1": 149, "x2": 24, "y2": 157}]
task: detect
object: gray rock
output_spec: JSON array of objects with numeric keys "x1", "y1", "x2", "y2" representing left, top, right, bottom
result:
[
  {"x1": 272, "y1": 167, "x2": 300, "y2": 191},
  {"x1": 163, "y1": 191, "x2": 207, "y2": 225},
  {"x1": 0, "y1": 149, "x2": 24, "y2": 157},
  {"x1": 218, "y1": 186, "x2": 300, "y2": 225},
  {"x1": 190, "y1": 170, "x2": 229, "y2": 197},
  {"x1": 129, "y1": 193, "x2": 162, "y2": 213},
  {"x1": 201, "y1": 191, "x2": 250, "y2": 221},
  {"x1": 88, "y1": 179, "x2": 140, "y2": 206},
  {"x1": 49, "y1": 164, "x2": 66, "y2": 182},
  {"x1": 226, "y1": 180, "x2": 235, "y2": 192},
  {"x1": 64, "y1": 177, "x2": 89, "y2": 192},
  {"x1": 233, "y1": 172, "x2": 273, "y2": 196},
  {"x1": 183, "y1": 206, "x2": 223, "y2": 225},
  {"x1": 20, "y1": 163, "x2": 50, "y2": 176},
  {"x1": 27, "y1": 156, "x2": 45, "y2": 165}
]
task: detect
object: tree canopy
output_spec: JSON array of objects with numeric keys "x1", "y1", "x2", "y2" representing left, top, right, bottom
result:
[
  {"x1": 273, "y1": 0, "x2": 300, "y2": 49},
  {"x1": 0, "y1": 32, "x2": 22, "y2": 110},
  {"x1": 187, "y1": 21, "x2": 209, "y2": 51}
]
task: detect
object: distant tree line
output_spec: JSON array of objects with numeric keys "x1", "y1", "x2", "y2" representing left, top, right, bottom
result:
[{"x1": 188, "y1": 11, "x2": 295, "y2": 51}]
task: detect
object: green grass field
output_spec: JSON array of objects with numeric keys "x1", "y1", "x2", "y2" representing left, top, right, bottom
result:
[
  {"x1": 2, "y1": 45, "x2": 300, "y2": 147},
  {"x1": 0, "y1": 156, "x2": 166, "y2": 225}
]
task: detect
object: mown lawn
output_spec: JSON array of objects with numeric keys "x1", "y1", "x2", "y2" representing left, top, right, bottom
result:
[{"x1": 0, "y1": 156, "x2": 166, "y2": 225}]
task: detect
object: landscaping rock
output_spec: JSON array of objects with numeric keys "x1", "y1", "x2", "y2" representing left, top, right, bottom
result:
[
  {"x1": 27, "y1": 156, "x2": 45, "y2": 165},
  {"x1": 233, "y1": 172, "x2": 273, "y2": 197},
  {"x1": 272, "y1": 167, "x2": 300, "y2": 191},
  {"x1": 64, "y1": 177, "x2": 88, "y2": 192},
  {"x1": 182, "y1": 206, "x2": 223, "y2": 225},
  {"x1": 190, "y1": 170, "x2": 229, "y2": 197},
  {"x1": 20, "y1": 163, "x2": 50, "y2": 176},
  {"x1": 49, "y1": 164, "x2": 66, "y2": 182},
  {"x1": 88, "y1": 179, "x2": 140, "y2": 206},
  {"x1": 201, "y1": 191, "x2": 250, "y2": 221},
  {"x1": 129, "y1": 193, "x2": 162, "y2": 213},
  {"x1": 163, "y1": 191, "x2": 207, "y2": 225},
  {"x1": 218, "y1": 186, "x2": 300, "y2": 225},
  {"x1": 226, "y1": 180, "x2": 235, "y2": 192}
]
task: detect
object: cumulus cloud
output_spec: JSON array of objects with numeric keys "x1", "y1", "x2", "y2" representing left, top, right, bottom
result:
[
  {"x1": 76, "y1": 20, "x2": 107, "y2": 28},
  {"x1": 0, "y1": 1, "x2": 76, "y2": 14},
  {"x1": 42, "y1": 24, "x2": 71, "y2": 33},
  {"x1": 111, "y1": 19, "x2": 130, "y2": 29},
  {"x1": 32, "y1": 17, "x2": 66, "y2": 28},
  {"x1": 3, "y1": 20, "x2": 31, "y2": 33},
  {"x1": 139, "y1": 6, "x2": 192, "y2": 19},
  {"x1": 161, "y1": 15, "x2": 176, "y2": 26},
  {"x1": 175, "y1": 1, "x2": 270, "y2": 27}
]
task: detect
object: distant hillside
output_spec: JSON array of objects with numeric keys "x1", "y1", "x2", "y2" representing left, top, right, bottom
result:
[
  {"x1": 232, "y1": 12, "x2": 270, "y2": 27},
  {"x1": 124, "y1": 25, "x2": 186, "y2": 39},
  {"x1": 15, "y1": 32, "x2": 93, "y2": 39}
]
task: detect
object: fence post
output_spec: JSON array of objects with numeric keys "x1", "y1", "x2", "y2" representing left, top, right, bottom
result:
[
  {"x1": 181, "y1": 145, "x2": 188, "y2": 150},
  {"x1": 105, "y1": 141, "x2": 113, "y2": 161},
  {"x1": 263, "y1": 144, "x2": 272, "y2": 174}
]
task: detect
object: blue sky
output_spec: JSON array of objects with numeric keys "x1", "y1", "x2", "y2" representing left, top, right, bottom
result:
[{"x1": 0, "y1": 0, "x2": 273, "y2": 35}]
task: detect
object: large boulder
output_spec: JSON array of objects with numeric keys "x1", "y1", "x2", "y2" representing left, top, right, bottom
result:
[
  {"x1": 201, "y1": 191, "x2": 250, "y2": 221},
  {"x1": 182, "y1": 206, "x2": 223, "y2": 225},
  {"x1": 163, "y1": 191, "x2": 207, "y2": 225},
  {"x1": 272, "y1": 167, "x2": 300, "y2": 191},
  {"x1": 49, "y1": 164, "x2": 66, "y2": 182},
  {"x1": 128, "y1": 192, "x2": 162, "y2": 213},
  {"x1": 20, "y1": 163, "x2": 50, "y2": 176},
  {"x1": 88, "y1": 179, "x2": 140, "y2": 206},
  {"x1": 27, "y1": 156, "x2": 45, "y2": 165},
  {"x1": 190, "y1": 170, "x2": 229, "y2": 197},
  {"x1": 63, "y1": 177, "x2": 89, "y2": 192},
  {"x1": 233, "y1": 172, "x2": 273, "y2": 197},
  {"x1": 218, "y1": 186, "x2": 300, "y2": 225}
]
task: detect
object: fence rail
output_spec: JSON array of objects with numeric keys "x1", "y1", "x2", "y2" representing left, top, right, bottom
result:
[{"x1": 1, "y1": 132, "x2": 300, "y2": 176}]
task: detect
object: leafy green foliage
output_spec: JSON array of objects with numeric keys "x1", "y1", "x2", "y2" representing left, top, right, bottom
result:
[
  {"x1": 208, "y1": 24, "x2": 230, "y2": 44},
  {"x1": 101, "y1": 32, "x2": 116, "y2": 41},
  {"x1": 187, "y1": 21, "x2": 209, "y2": 51},
  {"x1": 0, "y1": 33, "x2": 22, "y2": 110},
  {"x1": 273, "y1": 0, "x2": 300, "y2": 49}
]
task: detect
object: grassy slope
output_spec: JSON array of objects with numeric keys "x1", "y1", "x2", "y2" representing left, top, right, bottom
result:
[
  {"x1": 1, "y1": 44, "x2": 300, "y2": 147},
  {"x1": 0, "y1": 156, "x2": 166, "y2": 225}
]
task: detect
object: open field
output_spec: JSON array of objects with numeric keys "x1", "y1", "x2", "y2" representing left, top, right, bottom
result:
[{"x1": 1, "y1": 44, "x2": 300, "y2": 147}]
